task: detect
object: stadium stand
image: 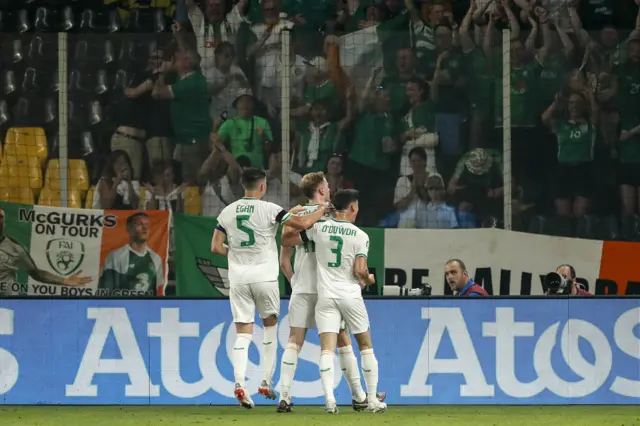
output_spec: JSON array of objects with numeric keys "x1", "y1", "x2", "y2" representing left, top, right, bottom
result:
[{"x1": 0, "y1": 0, "x2": 639, "y2": 244}]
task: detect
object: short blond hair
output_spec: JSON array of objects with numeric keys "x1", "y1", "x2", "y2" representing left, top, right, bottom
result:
[{"x1": 300, "y1": 172, "x2": 326, "y2": 199}]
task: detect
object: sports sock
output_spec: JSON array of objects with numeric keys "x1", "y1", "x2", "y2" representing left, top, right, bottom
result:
[
  {"x1": 279, "y1": 343, "x2": 300, "y2": 402},
  {"x1": 232, "y1": 333, "x2": 252, "y2": 388},
  {"x1": 261, "y1": 325, "x2": 278, "y2": 386},
  {"x1": 319, "y1": 350, "x2": 336, "y2": 403},
  {"x1": 360, "y1": 348, "x2": 379, "y2": 402},
  {"x1": 338, "y1": 345, "x2": 366, "y2": 402}
]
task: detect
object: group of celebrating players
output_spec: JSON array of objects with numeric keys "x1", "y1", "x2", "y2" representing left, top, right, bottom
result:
[{"x1": 211, "y1": 168, "x2": 387, "y2": 414}]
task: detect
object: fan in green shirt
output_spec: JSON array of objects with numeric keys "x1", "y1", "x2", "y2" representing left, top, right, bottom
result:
[
  {"x1": 295, "y1": 93, "x2": 354, "y2": 174},
  {"x1": 493, "y1": 47, "x2": 544, "y2": 128},
  {"x1": 380, "y1": 48, "x2": 416, "y2": 117},
  {"x1": 215, "y1": 90, "x2": 273, "y2": 168},
  {"x1": 615, "y1": 41, "x2": 640, "y2": 164},
  {"x1": 349, "y1": 87, "x2": 395, "y2": 172}
]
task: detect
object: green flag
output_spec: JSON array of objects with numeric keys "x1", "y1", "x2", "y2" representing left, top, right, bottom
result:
[{"x1": 174, "y1": 213, "x2": 385, "y2": 296}]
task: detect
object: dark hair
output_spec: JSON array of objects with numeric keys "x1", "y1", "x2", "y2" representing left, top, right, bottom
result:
[
  {"x1": 333, "y1": 189, "x2": 359, "y2": 211},
  {"x1": 408, "y1": 147, "x2": 427, "y2": 161},
  {"x1": 407, "y1": 77, "x2": 429, "y2": 100},
  {"x1": 556, "y1": 264, "x2": 576, "y2": 279},
  {"x1": 241, "y1": 167, "x2": 267, "y2": 189},
  {"x1": 101, "y1": 150, "x2": 134, "y2": 180},
  {"x1": 215, "y1": 41, "x2": 235, "y2": 57},
  {"x1": 446, "y1": 258, "x2": 467, "y2": 272},
  {"x1": 236, "y1": 155, "x2": 253, "y2": 169},
  {"x1": 126, "y1": 212, "x2": 148, "y2": 227},
  {"x1": 323, "y1": 153, "x2": 344, "y2": 174}
]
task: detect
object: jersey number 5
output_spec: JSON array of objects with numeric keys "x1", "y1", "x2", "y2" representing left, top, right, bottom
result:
[
  {"x1": 328, "y1": 236, "x2": 343, "y2": 268},
  {"x1": 236, "y1": 215, "x2": 255, "y2": 247}
]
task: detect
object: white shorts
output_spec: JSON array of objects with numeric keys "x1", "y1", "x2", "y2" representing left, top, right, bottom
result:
[
  {"x1": 288, "y1": 293, "x2": 318, "y2": 329},
  {"x1": 315, "y1": 297, "x2": 370, "y2": 335},
  {"x1": 229, "y1": 281, "x2": 280, "y2": 323}
]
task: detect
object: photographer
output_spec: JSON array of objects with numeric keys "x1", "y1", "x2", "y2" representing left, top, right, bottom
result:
[{"x1": 544, "y1": 264, "x2": 593, "y2": 296}]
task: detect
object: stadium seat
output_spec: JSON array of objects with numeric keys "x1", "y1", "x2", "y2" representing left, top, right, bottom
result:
[
  {"x1": 44, "y1": 97, "x2": 57, "y2": 125},
  {"x1": 600, "y1": 215, "x2": 620, "y2": 241},
  {"x1": 10, "y1": 39, "x2": 23, "y2": 66},
  {"x1": 79, "y1": 9, "x2": 96, "y2": 32},
  {"x1": 12, "y1": 97, "x2": 31, "y2": 125},
  {"x1": 34, "y1": 7, "x2": 52, "y2": 32},
  {"x1": 21, "y1": 67, "x2": 40, "y2": 94},
  {"x1": 0, "y1": 155, "x2": 43, "y2": 190},
  {"x1": 0, "y1": 100, "x2": 9, "y2": 128},
  {"x1": 38, "y1": 187, "x2": 83, "y2": 209},
  {"x1": 84, "y1": 186, "x2": 96, "y2": 209},
  {"x1": 576, "y1": 215, "x2": 600, "y2": 240},
  {"x1": 184, "y1": 186, "x2": 202, "y2": 215},
  {"x1": 4, "y1": 127, "x2": 48, "y2": 164},
  {"x1": 44, "y1": 159, "x2": 90, "y2": 192},
  {"x1": 3, "y1": 70, "x2": 17, "y2": 96},
  {"x1": 28, "y1": 36, "x2": 44, "y2": 63},
  {"x1": 61, "y1": 6, "x2": 74, "y2": 32},
  {"x1": 17, "y1": 9, "x2": 31, "y2": 33},
  {"x1": 0, "y1": 187, "x2": 35, "y2": 204}
]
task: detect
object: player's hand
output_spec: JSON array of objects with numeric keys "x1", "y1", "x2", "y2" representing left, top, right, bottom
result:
[
  {"x1": 368, "y1": 273, "x2": 375, "y2": 284},
  {"x1": 64, "y1": 271, "x2": 92, "y2": 286},
  {"x1": 288, "y1": 205, "x2": 306, "y2": 215}
]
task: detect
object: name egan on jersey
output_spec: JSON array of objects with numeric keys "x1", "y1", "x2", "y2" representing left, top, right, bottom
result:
[
  {"x1": 235, "y1": 205, "x2": 255, "y2": 214},
  {"x1": 18, "y1": 208, "x2": 118, "y2": 228},
  {"x1": 321, "y1": 224, "x2": 357, "y2": 236}
]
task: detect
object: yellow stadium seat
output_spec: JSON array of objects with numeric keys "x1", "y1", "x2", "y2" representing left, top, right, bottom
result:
[
  {"x1": 0, "y1": 155, "x2": 43, "y2": 189},
  {"x1": 0, "y1": 140, "x2": 3, "y2": 159},
  {"x1": 84, "y1": 187, "x2": 96, "y2": 209},
  {"x1": 45, "y1": 159, "x2": 90, "y2": 192},
  {"x1": 4, "y1": 127, "x2": 47, "y2": 164},
  {"x1": 184, "y1": 186, "x2": 202, "y2": 215},
  {"x1": 0, "y1": 187, "x2": 34, "y2": 204},
  {"x1": 38, "y1": 188, "x2": 83, "y2": 209}
]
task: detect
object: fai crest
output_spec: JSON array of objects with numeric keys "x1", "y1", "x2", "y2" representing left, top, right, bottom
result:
[
  {"x1": 45, "y1": 239, "x2": 85, "y2": 276},
  {"x1": 195, "y1": 257, "x2": 230, "y2": 296}
]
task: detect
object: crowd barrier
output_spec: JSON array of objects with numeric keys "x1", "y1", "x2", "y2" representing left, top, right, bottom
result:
[{"x1": 0, "y1": 298, "x2": 638, "y2": 405}]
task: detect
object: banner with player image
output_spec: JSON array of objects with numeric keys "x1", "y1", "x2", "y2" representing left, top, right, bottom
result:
[
  {"x1": 173, "y1": 213, "x2": 385, "y2": 296},
  {"x1": 0, "y1": 202, "x2": 170, "y2": 297}
]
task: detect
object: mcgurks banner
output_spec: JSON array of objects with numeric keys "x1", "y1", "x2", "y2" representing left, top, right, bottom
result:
[
  {"x1": 0, "y1": 298, "x2": 638, "y2": 405},
  {"x1": 0, "y1": 203, "x2": 171, "y2": 297}
]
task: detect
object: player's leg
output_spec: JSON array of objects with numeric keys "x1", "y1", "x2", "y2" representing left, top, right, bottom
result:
[
  {"x1": 229, "y1": 284, "x2": 256, "y2": 409},
  {"x1": 315, "y1": 297, "x2": 341, "y2": 414},
  {"x1": 336, "y1": 328, "x2": 367, "y2": 404},
  {"x1": 278, "y1": 293, "x2": 315, "y2": 412},
  {"x1": 254, "y1": 280, "x2": 281, "y2": 400},
  {"x1": 340, "y1": 298, "x2": 386, "y2": 413},
  {"x1": 337, "y1": 328, "x2": 386, "y2": 411}
]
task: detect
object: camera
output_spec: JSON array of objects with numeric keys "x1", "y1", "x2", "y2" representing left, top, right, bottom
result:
[
  {"x1": 544, "y1": 272, "x2": 572, "y2": 295},
  {"x1": 403, "y1": 284, "x2": 432, "y2": 297}
]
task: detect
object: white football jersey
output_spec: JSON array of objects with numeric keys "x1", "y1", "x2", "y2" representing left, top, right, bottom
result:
[
  {"x1": 290, "y1": 204, "x2": 330, "y2": 295},
  {"x1": 217, "y1": 197, "x2": 291, "y2": 286},
  {"x1": 302, "y1": 218, "x2": 369, "y2": 299}
]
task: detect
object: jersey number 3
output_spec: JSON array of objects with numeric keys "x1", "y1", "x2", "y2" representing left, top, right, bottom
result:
[
  {"x1": 328, "y1": 236, "x2": 343, "y2": 268},
  {"x1": 236, "y1": 215, "x2": 255, "y2": 247}
]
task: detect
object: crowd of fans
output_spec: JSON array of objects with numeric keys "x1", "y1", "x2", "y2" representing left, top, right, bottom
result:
[{"x1": 1, "y1": 0, "x2": 640, "y2": 239}]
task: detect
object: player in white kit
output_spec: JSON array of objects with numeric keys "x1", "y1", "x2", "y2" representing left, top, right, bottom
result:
[
  {"x1": 277, "y1": 173, "x2": 385, "y2": 413},
  {"x1": 286, "y1": 189, "x2": 386, "y2": 414},
  {"x1": 211, "y1": 167, "x2": 326, "y2": 409}
]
